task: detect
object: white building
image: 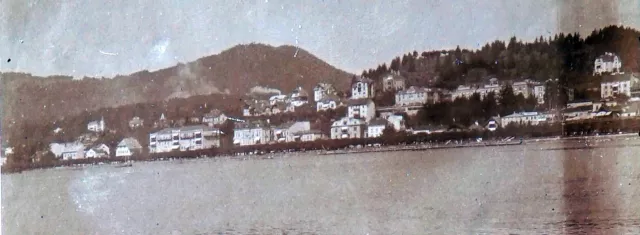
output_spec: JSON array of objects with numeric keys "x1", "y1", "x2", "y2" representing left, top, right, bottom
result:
[
  {"x1": 351, "y1": 76, "x2": 375, "y2": 99},
  {"x1": 367, "y1": 118, "x2": 388, "y2": 138},
  {"x1": 501, "y1": 112, "x2": 555, "y2": 126},
  {"x1": 534, "y1": 84, "x2": 546, "y2": 104},
  {"x1": 316, "y1": 95, "x2": 341, "y2": 112},
  {"x1": 395, "y1": 86, "x2": 430, "y2": 106},
  {"x1": 269, "y1": 94, "x2": 288, "y2": 105},
  {"x1": 233, "y1": 121, "x2": 273, "y2": 146},
  {"x1": 50, "y1": 142, "x2": 86, "y2": 160},
  {"x1": 330, "y1": 117, "x2": 366, "y2": 139},
  {"x1": 313, "y1": 83, "x2": 337, "y2": 102},
  {"x1": 294, "y1": 130, "x2": 326, "y2": 142},
  {"x1": 600, "y1": 73, "x2": 638, "y2": 99},
  {"x1": 149, "y1": 125, "x2": 222, "y2": 153},
  {"x1": 290, "y1": 87, "x2": 309, "y2": 107},
  {"x1": 347, "y1": 99, "x2": 376, "y2": 122},
  {"x1": 273, "y1": 121, "x2": 311, "y2": 143},
  {"x1": 594, "y1": 52, "x2": 622, "y2": 75},
  {"x1": 85, "y1": 144, "x2": 110, "y2": 158},
  {"x1": 381, "y1": 72, "x2": 406, "y2": 92},
  {"x1": 202, "y1": 109, "x2": 228, "y2": 126},
  {"x1": 115, "y1": 137, "x2": 142, "y2": 157},
  {"x1": 452, "y1": 78, "x2": 501, "y2": 100},
  {"x1": 129, "y1": 116, "x2": 144, "y2": 129},
  {"x1": 87, "y1": 117, "x2": 105, "y2": 132}
]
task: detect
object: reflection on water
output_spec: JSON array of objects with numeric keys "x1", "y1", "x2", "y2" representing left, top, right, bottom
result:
[{"x1": 3, "y1": 138, "x2": 640, "y2": 234}]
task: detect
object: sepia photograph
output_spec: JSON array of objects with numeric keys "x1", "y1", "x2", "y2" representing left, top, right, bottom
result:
[{"x1": 1, "y1": 0, "x2": 640, "y2": 234}]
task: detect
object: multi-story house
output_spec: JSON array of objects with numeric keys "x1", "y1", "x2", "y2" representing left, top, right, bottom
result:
[
  {"x1": 129, "y1": 116, "x2": 144, "y2": 129},
  {"x1": 366, "y1": 118, "x2": 388, "y2": 138},
  {"x1": 382, "y1": 72, "x2": 406, "y2": 92},
  {"x1": 351, "y1": 76, "x2": 375, "y2": 99},
  {"x1": 50, "y1": 142, "x2": 86, "y2": 160},
  {"x1": 452, "y1": 78, "x2": 501, "y2": 100},
  {"x1": 87, "y1": 117, "x2": 105, "y2": 132},
  {"x1": 512, "y1": 80, "x2": 533, "y2": 98},
  {"x1": 290, "y1": 87, "x2": 309, "y2": 107},
  {"x1": 347, "y1": 98, "x2": 376, "y2": 122},
  {"x1": 501, "y1": 112, "x2": 556, "y2": 126},
  {"x1": 316, "y1": 95, "x2": 342, "y2": 112},
  {"x1": 395, "y1": 86, "x2": 430, "y2": 106},
  {"x1": 330, "y1": 117, "x2": 366, "y2": 139},
  {"x1": 115, "y1": 137, "x2": 142, "y2": 157},
  {"x1": 600, "y1": 73, "x2": 639, "y2": 99},
  {"x1": 386, "y1": 114, "x2": 406, "y2": 131},
  {"x1": 594, "y1": 52, "x2": 622, "y2": 75},
  {"x1": 273, "y1": 121, "x2": 311, "y2": 143},
  {"x1": 202, "y1": 109, "x2": 227, "y2": 126},
  {"x1": 313, "y1": 83, "x2": 337, "y2": 102},
  {"x1": 149, "y1": 125, "x2": 222, "y2": 153},
  {"x1": 233, "y1": 121, "x2": 273, "y2": 146}
]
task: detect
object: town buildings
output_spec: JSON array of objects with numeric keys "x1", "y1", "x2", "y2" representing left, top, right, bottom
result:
[
  {"x1": 381, "y1": 72, "x2": 406, "y2": 92},
  {"x1": 594, "y1": 52, "x2": 622, "y2": 75},
  {"x1": 84, "y1": 144, "x2": 110, "y2": 158},
  {"x1": 149, "y1": 125, "x2": 222, "y2": 153},
  {"x1": 295, "y1": 130, "x2": 326, "y2": 142},
  {"x1": 116, "y1": 137, "x2": 142, "y2": 157},
  {"x1": 330, "y1": 117, "x2": 366, "y2": 139},
  {"x1": 50, "y1": 142, "x2": 86, "y2": 160},
  {"x1": 452, "y1": 78, "x2": 501, "y2": 100}
]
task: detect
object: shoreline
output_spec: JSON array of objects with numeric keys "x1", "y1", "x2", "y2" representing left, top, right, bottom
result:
[{"x1": 3, "y1": 133, "x2": 639, "y2": 175}]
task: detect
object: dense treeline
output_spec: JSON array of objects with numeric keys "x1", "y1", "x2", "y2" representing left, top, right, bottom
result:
[{"x1": 362, "y1": 25, "x2": 640, "y2": 93}]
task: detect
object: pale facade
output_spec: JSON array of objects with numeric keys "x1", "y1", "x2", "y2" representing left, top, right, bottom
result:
[
  {"x1": 351, "y1": 76, "x2": 375, "y2": 99},
  {"x1": 501, "y1": 112, "x2": 555, "y2": 126},
  {"x1": 382, "y1": 72, "x2": 406, "y2": 92},
  {"x1": 149, "y1": 125, "x2": 222, "y2": 153},
  {"x1": 233, "y1": 121, "x2": 273, "y2": 146},
  {"x1": 594, "y1": 52, "x2": 622, "y2": 75},
  {"x1": 347, "y1": 99, "x2": 376, "y2": 122},
  {"x1": 395, "y1": 86, "x2": 430, "y2": 106},
  {"x1": 600, "y1": 74, "x2": 636, "y2": 99},
  {"x1": 116, "y1": 138, "x2": 142, "y2": 157},
  {"x1": 330, "y1": 117, "x2": 366, "y2": 139}
]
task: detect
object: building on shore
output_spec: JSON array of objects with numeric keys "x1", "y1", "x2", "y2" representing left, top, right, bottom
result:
[
  {"x1": 50, "y1": 142, "x2": 86, "y2": 160},
  {"x1": 149, "y1": 125, "x2": 222, "y2": 153},
  {"x1": 600, "y1": 73, "x2": 639, "y2": 99},
  {"x1": 330, "y1": 117, "x2": 366, "y2": 139},
  {"x1": 501, "y1": 112, "x2": 556, "y2": 126},
  {"x1": 116, "y1": 137, "x2": 142, "y2": 157},
  {"x1": 293, "y1": 130, "x2": 327, "y2": 142},
  {"x1": 84, "y1": 144, "x2": 110, "y2": 158},
  {"x1": 347, "y1": 98, "x2": 376, "y2": 122},
  {"x1": 366, "y1": 118, "x2": 388, "y2": 138},
  {"x1": 273, "y1": 121, "x2": 311, "y2": 143},
  {"x1": 233, "y1": 120, "x2": 273, "y2": 146}
]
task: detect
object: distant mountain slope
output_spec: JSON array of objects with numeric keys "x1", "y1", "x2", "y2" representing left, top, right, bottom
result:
[{"x1": 1, "y1": 43, "x2": 353, "y2": 136}]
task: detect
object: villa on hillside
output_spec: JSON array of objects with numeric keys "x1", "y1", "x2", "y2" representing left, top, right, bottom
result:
[
  {"x1": 534, "y1": 84, "x2": 546, "y2": 104},
  {"x1": 351, "y1": 76, "x2": 376, "y2": 99},
  {"x1": 511, "y1": 80, "x2": 534, "y2": 98},
  {"x1": 316, "y1": 95, "x2": 342, "y2": 112},
  {"x1": 600, "y1": 73, "x2": 639, "y2": 99},
  {"x1": 330, "y1": 117, "x2": 366, "y2": 139},
  {"x1": 381, "y1": 72, "x2": 406, "y2": 92},
  {"x1": 313, "y1": 83, "x2": 337, "y2": 102},
  {"x1": 452, "y1": 78, "x2": 501, "y2": 100},
  {"x1": 87, "y1": 117, "x2": 105, "y2": 132},
  {"x1": 594, "y1": 52, "x2": 622, "y2": 75},
  {"x1": 395, "y1": 86, "x2": 432, "y2": 106},
  {"x1": 129, "y1": 116, "x2": 144, "y2": 129}
]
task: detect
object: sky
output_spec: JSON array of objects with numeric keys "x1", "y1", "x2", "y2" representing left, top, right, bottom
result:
[{"x1": 0, "y1": 0, "x2": 639, "y2": 78}]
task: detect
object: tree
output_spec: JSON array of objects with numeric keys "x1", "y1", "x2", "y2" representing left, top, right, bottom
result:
[{"x1": 499, "y1": 84, "x2": 517, "y2": 115}]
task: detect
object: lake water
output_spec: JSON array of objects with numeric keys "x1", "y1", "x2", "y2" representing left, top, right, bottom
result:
[{"x1": 3, "y1": 137, "x2": 640, "y2": 234}]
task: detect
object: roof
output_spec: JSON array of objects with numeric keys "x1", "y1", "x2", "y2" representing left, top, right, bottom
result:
[
  {"x1": 314, "y1": 83, "x2": 334, "y2": 91},
  {"x1": 503, "y1": 112, "x2": 540, "y2": 118},
  {"x1": 368, "y1": 118, "x2": 388, "y2": 126},
  {"x1": 596, "y1": 52, "x2": 619, "y2": 62},
  {"x1": 564, "y1": 105, "x2": 593, "y2": 113},
  {"x1": 318, "y1": 94, "x2": 340, "y2": 103},
  {"x1": 346, "y1": 98, "x2": 373, "y2": 106},
  {"x1": 118, "y1": 138, "x2": 142, "y2": 149},
  {"x1": 602, "y1": 73, "x2": 638, "y2": 83},
  {"x1": 397, "y1": 86, "x2": 429, "y2": 95},
  {"x1": 234, "y1": 120, "x2": 271, "y2": 129},
  {"x1": 353, "y1": 76, "x2": 374, "y2": 84},
  {"x1": 293, "y1": 129, "x2": 324, "y2": 135}
]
